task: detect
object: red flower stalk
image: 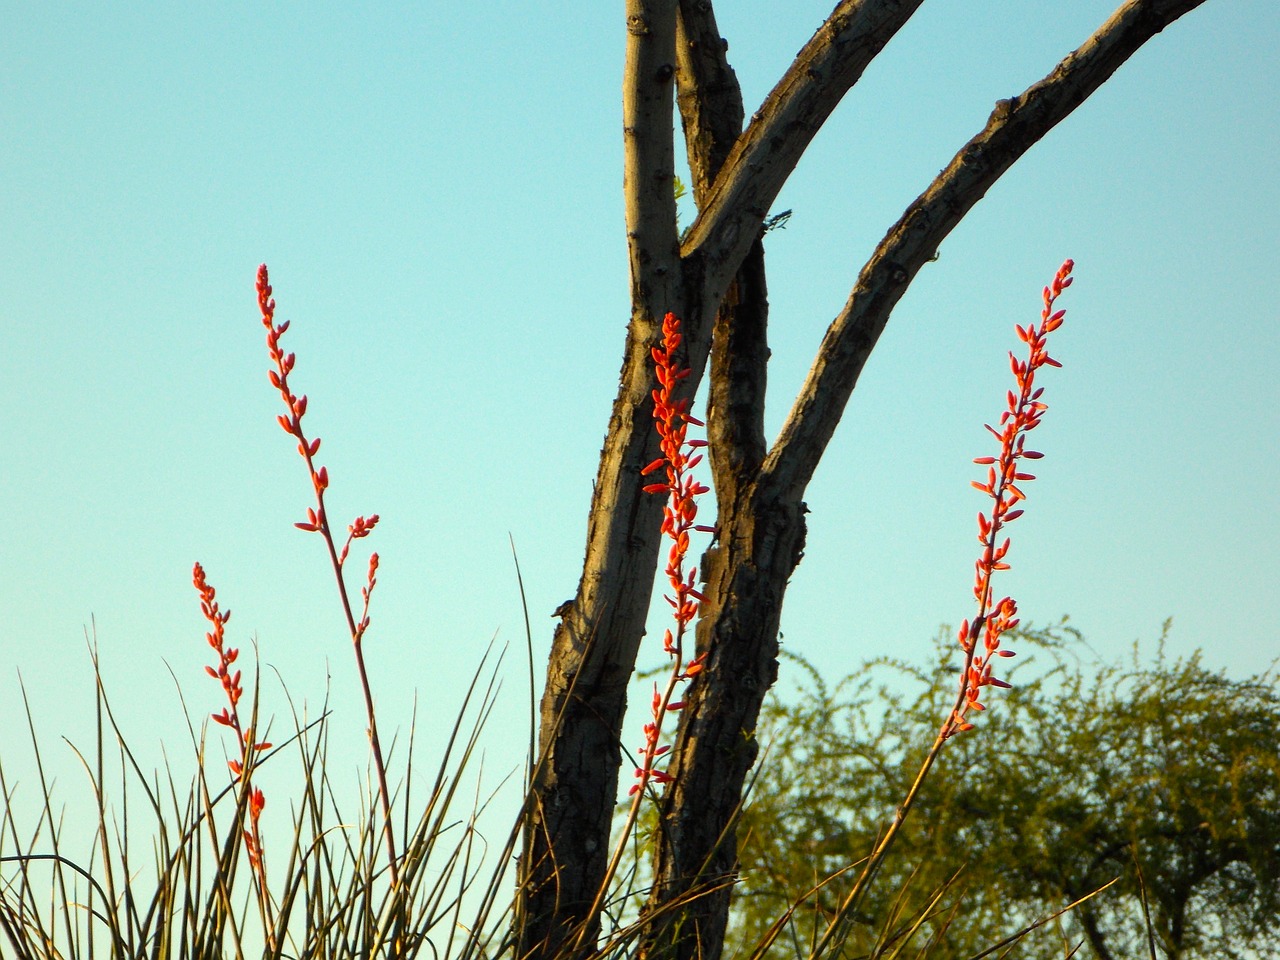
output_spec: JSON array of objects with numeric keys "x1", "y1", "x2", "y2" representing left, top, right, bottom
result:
[
  {"x1": 947, "y1": 258, "x2": 1074, "y2": 736},
  {"x1": 255, "y1": 264, "x2": 398, "y2": 885},
  {"x1": 810, "y1": 264, "x2": 1078, "y2": 947},
  {"x1": 193, "y1": 562, "x2": 271, "y2": 886},
  {"x1": 631, "y1": 312, "x2": 714, "y2": 796},
  {"x1": 584, "y1": 313, "x2": 716, "y2": 940}
]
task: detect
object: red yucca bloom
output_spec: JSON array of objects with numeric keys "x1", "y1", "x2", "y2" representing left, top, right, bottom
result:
[
  {"x1": 255, "y1": 265, "x2": 381, "y2": 637},
  {"x1": 255, "y1": 264, "x2": 397, "y2": 884},
  {"x1": 590, "y1": 312, "x2": 717, "y2": 930},
  {"x1": 256, "y1": 265, "x2": 380, "y2": 565},
  {"x1": 632, "y1": 312, "x2": 715, "y2": 795},
  {"x1": 192, "y1": 562, "x2": 271, "y2": 877},
  {"x1": 949, "y1": 259, "x2": 1074, "y2": 736}
]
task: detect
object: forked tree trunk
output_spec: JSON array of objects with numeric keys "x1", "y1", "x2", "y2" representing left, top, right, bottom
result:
[{"x1": 516, "y1": 3, "x2": 1212, "y2": 960}]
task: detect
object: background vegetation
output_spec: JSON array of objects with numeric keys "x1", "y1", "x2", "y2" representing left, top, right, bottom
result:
[{"x1": 736, "y1": 623, "x2": 1280, "y2": 959}]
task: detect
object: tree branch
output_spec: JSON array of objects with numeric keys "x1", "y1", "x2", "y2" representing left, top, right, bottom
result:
[
  {"x1": 518, "y1": 4, "x2": 682, "y2": 959},
  {"x1": 625, "y1": 0, "x2": 683, "y2": 320},
  {"x1": 675, "y1": 0, "x2": 769, "y2": 505},
  {"x1": 675, "y1": 0, "x2": 744, "y2": 201},
  {"x1": 764, "y1": 0, "x2": 1211, "y2": 502},
  {"x1": 680, "y1": 0, "x2": 927, "y2": 320}
]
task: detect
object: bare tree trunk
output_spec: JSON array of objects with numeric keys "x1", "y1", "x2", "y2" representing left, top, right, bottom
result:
[
  {"x1": 516, "y1": 2, "x2": 685, "y2": 956},
  {"x1": 517, "y1": 3, "x2": 1212, "y2": 960}
]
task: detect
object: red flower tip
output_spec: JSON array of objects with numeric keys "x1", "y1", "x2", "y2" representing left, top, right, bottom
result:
[{"x1": 642, "y1": 458, "x2": 667, "y2": 476}]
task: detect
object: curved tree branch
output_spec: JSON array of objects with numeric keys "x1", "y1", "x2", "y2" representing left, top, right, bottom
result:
[
  {"x1": 681, "y1": 0, "x2": 927, "y2": 321},
  {"x1": 764, "y1": 0, "x2": 1211, "y2": 502}
]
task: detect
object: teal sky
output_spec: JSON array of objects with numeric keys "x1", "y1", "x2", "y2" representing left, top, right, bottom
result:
[{"x1": 2, "y1": 1, "x2": 1277, "y2": 824}]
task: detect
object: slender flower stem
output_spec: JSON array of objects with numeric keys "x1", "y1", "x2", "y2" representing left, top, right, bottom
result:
[
  {"x1": 808, "y1": 260, "x2": 1075, "y2": 960},
  {"x1": 580, "y1": 312, "x2": 714, "y2": 945},
  {"x1": 255, "y1": 264, "x2": 398, "y2": 886}
]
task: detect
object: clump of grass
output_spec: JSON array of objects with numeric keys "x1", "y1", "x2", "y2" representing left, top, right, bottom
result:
[{"x1": 0, "y1": 267, "x2": 522, "y2": 960}]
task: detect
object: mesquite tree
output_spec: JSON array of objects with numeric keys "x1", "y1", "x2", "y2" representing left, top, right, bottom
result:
[{"x1": 516, "y1": 3, "x2": 1211, "y2": 960}]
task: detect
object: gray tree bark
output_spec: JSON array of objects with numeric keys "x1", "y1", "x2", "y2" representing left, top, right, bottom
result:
[{"x1": 516, "y1": 3, "x2": 1212, "y2": 960}]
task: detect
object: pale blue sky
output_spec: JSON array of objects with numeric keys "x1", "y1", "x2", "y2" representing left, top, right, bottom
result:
[{"x1": 1, "y1": 1, "x2": 1277, "y2": 821}]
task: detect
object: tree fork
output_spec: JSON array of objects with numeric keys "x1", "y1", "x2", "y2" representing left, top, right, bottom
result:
[{"x1": 518, "y1": 2, "x2": 1212, "y2": 959}]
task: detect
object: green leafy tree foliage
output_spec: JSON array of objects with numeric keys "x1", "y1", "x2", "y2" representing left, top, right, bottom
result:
[{"x1": 733, "y1": 625, "x2": 1280, "y2": 960}]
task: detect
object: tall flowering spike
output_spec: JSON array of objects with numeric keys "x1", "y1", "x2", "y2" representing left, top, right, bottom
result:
[
  {"x1": 193, "y1": 562, "x2": 271, "y2": 890},
  {"x1": 629, "y1": 313, "x2": 713, "y2": 798},
  {"x1": 591, "y1": 313, "x2": 715, "y2": 921},
  {"x1": 253, "y1": 265, "x2": 398, "y2": 885},
  {"x1": 947, "y1": 259, "x2": 1074, "y2": 738}
]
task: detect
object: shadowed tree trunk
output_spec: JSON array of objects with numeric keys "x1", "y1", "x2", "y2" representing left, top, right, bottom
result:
[{"x1": 515, "y1": 3, "x2": 1212, "y2": 959}]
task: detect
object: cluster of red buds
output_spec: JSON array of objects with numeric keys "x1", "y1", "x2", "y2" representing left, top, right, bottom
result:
[
  {"x1": 632, "y1": 312, "x2": 715, "y2": 795},
  {"x1": 257, "y1": 265, "x2": 379, "y2": 586},
  {"x1": 949, "y1": 259, "x2": 1074, "y2": 736},
  {"x1": 192, "y1": 562, "x2": 270, "y2": 875}
]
